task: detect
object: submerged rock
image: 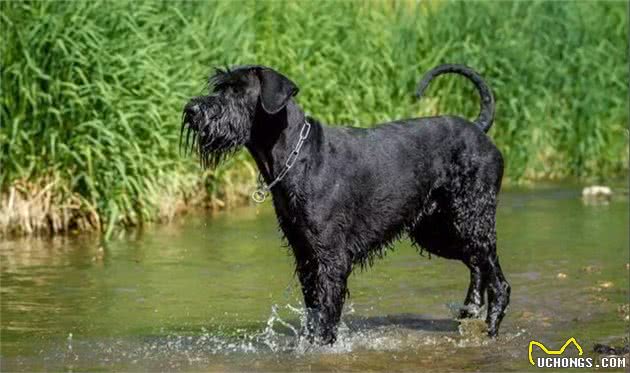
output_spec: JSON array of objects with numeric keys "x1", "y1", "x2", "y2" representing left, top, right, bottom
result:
[
  {"x1": 581, "y1": 265, "x2": 601, "y2": 273},
  {"x1": 618, "y1": 304, "x2": 629, "y2": 321},
  {"x1": 598, "y1": 281, "x2": 614, "y2": 289},
  {"x1": 593, "y1": 343, "x2": 630, "y2": 356},
  {"x1": 457, "y1": 318, "x2": 487, "y2": 339},
  {"x1": 582, "y1": 185, "x2": 613, "y2": 204}
]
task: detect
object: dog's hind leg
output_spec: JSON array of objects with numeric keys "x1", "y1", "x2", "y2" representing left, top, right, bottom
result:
[
  {"x1": 455, "y1": 186, "x2": 510, "y2": 336},
  {"x1": 460, "y1": 255, "x2": 487, "y2": 318},
  {"x1": 462, "y1": 245, "x2": 509, "y2": 336},
  {"x1": 411, "y1": 208, "x2": 487, "y2": 319},
  {"x1": 411, "y1": 216, "x2": 487, "y2": 319},
  {"x1": 484, "y1": 253, "x2": 510, "y2": 337}
]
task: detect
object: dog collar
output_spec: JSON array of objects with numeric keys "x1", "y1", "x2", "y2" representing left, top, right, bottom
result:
[{"x1": 252, "y1": 119, "x2": 311, "y2": 203}]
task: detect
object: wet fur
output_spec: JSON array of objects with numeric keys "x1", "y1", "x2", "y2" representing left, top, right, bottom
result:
[{"x1": 181, "y1": 64, "x2": 511, "y2": 345}]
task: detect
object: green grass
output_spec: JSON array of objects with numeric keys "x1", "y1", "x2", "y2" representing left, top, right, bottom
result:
[{"x1": 1, "y1": 0, "x2": 628, "y2": 236}]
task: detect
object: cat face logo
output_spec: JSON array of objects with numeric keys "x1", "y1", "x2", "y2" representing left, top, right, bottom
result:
[{"x1": 528, "y1": 337, "x2": 584, "y2": 366}]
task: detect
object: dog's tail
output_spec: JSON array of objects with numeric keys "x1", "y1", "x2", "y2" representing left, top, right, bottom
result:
[{"x1": 416, "y1": 64, "x2": 495, "y2": 133}]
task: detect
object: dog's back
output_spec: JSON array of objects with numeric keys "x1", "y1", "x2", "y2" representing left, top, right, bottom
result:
[{"x1": 305, "y1": 114, "x2": 503, "y2": 259}]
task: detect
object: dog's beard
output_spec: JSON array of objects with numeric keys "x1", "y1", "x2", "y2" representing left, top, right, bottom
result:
[{"x1": 181, "y1": 97, "x2": 251, "y2": 168}]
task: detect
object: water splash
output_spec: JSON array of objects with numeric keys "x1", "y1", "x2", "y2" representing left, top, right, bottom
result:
[
  {"x1": 258, "y1": 303, "x2": 303, "y2": 352},
  {"x1": 42, "y1": 302, "x2": 528, "y2": 371}
]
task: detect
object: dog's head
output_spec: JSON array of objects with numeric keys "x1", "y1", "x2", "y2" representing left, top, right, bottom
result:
[{"x1": 181, "y1": 65, "x2": 299, "y2": 167}]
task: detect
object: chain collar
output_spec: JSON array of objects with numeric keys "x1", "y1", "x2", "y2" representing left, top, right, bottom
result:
[{"x1": 252, "y1": 119, "x2": 311, "y2": 203}]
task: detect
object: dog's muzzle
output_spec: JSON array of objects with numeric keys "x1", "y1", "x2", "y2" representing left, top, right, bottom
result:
[
  {"x1": 183, "y1": 97, "x2": 212, "y2": 129},
  {"x1": 181, "y1": 97, "x2": 216, "y2": 153},
  {"x1": 183, "y1": 102, "x2": 201, "y2": 124},
  {"x1": 181, "y1": 99, "x2": 205, "y2": 155},
  {"x1": 180, "y1": 95, "x2": 241, "y2": 167}
]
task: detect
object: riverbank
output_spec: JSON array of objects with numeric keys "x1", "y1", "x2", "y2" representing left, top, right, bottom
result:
[
  {"x1": 0, "y1": 160, "x2": 256, "y2": 238},
  {"x1": 2, "y1": 174, "x2": 628, "y2": 240},
  {"x1": 1, "y1": 1, "x2": 628, "y2": 237}
]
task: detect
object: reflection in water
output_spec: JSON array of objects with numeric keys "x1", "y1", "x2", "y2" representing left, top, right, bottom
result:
[{"x1": 1, "y1": 184, "x2": 628, "y2": 371}]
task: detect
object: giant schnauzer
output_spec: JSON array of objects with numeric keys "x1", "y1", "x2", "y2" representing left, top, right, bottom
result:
[{"x1": 181, "y1": 64, "x2": 510, "y2": 345}]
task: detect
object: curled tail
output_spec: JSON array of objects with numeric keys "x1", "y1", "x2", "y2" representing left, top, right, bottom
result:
[{"x1": 416, "y1": 64, "x2": 495, "y2": 133}]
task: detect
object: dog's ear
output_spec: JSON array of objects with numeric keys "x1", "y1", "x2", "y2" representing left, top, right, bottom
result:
[{"x1": 256, "y1": 68, "x2": 299, "y2": 114}]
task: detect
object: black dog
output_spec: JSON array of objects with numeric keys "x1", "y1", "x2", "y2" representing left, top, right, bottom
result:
[{"x1": 181, "y1": 64, "x2": 510, "y2": 345}]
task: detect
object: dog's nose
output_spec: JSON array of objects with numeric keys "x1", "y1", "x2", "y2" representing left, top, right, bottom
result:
[{"x1": 184, "y1": 103, "x2": 201, "y2": 119}]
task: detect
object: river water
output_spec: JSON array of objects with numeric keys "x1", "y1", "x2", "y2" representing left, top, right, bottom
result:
[{"x1": 1, "y1": 184, "x2": 628, "y2": 371}]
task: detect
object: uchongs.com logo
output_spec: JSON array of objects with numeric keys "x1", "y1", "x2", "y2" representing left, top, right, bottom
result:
[{"x1": 528, "y1": 337, "x2": 627, "y2": 369}]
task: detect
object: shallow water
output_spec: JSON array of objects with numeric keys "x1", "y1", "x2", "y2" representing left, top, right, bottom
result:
[{"x1": 1, "y1": 184, "x2": 628, "y2": 372}]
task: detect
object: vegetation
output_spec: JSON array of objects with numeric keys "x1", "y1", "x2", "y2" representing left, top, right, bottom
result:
[{"x1": 1, "y1": 1, "x2": 627, "y2": 237}]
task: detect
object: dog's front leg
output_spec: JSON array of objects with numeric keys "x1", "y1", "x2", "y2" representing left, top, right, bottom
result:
[
  {"x1": 296, "y1": 259, "x2": 319, "y2": 341},
  {"x1": 315, "y1": 258, "x2": 352, "y2": 345},
  {"x1": 297, "y1": 254, "x2": 351, "y2": 345}
]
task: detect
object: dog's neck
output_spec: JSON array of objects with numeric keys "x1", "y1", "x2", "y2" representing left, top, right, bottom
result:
[{"x1": 247, "y1": 100, "x2": 319, "y2": 189}]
